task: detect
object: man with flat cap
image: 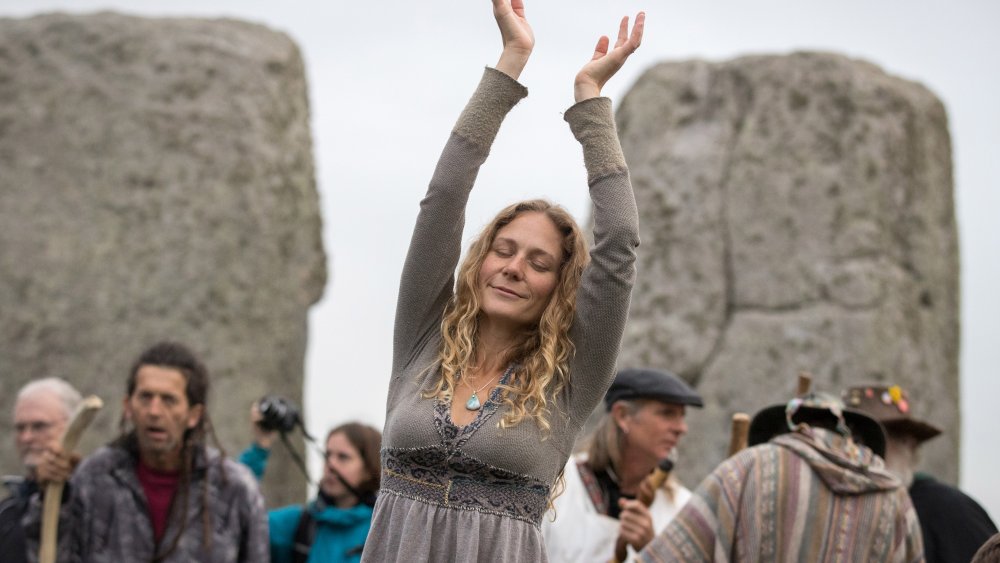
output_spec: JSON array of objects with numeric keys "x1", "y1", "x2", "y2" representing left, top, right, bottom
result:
[
  {"x1": 640, "y1": 389, "x2": 923, "y2": 562},
  {"x1": 542, "y1": 368, "x2": 703, "y2": 562},
  {"x1": 845, "y1": 383, "x2": 998, "y2": 563}
]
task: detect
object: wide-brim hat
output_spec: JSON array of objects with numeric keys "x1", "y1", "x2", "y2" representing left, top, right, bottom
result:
[
  {"x1": 748, "y1": 392, "x2": 887, "y2": 457},
  {"x1": 842, "y1": 384, "x2": 942, "y2": 443},
  {"x1": 604, "y1": 368, "x2": 703, "y2": 410}
]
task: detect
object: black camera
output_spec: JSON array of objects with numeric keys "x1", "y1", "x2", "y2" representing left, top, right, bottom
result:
[{"x1": 257, "y1": 395, "x2": 302, "y2": 434}]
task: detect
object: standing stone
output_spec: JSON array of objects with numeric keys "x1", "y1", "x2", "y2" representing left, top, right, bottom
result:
[
  {"x1": 0, "y1": 13, "x2": 326, "y2": 507},
  {"x1": 613, "y1": 52, "x2": 959, "y2": 485}
]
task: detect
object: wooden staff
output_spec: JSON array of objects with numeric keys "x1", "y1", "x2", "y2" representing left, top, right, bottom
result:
[
  {"x1": 610, "y1": 458, "x2": 675, "y2": 563},
  {"x1": 39, "y1": 395, "x2": 103, "y2": 563},
  {"x1": 727, "y1": 413, "x2": 750, "y2": 456},
  {"x1": 797, "y1": 372, "x2": 812, "y2": 396}
]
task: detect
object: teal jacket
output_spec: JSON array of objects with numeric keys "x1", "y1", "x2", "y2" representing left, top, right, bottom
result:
[
  {"x1": 268, "y1": 501, "x2": 373, "y2": 563},
  {"x1": 240, "y1": 443, "x2": 270, "y2": 479},
  {"x1": 239, "y1": 444, "x2": 373, "y2": 563}
]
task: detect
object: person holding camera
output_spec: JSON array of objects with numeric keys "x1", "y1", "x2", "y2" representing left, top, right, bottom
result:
[{"x1": 240, "y1": 398, "x2": 381, "y2": 563}]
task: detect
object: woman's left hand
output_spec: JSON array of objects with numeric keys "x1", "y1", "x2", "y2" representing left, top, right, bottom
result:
[{"x1": 574, "y1": 12, "x2": 645, "y2": 102}]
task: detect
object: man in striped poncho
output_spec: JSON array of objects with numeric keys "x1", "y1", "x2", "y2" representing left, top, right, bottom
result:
[{"x1": 639, "y1": 392, "x2": 924, "y2": 563}]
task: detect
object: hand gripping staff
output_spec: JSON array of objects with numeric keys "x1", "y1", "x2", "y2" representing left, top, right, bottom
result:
[
  {"x1": 39, "y1": 395, "x2": 103, "y2": 563},
  {"x1": 609, "y1": 458, "x2": 675, "y2": 563}
]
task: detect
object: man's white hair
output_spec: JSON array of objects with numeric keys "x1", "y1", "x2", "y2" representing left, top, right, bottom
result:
[{"x1": 16, "y1": 377, "x2": 83, "y2": 420}]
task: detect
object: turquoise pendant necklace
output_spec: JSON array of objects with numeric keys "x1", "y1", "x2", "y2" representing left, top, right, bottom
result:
[
  {"x1": 465, "y1": 393, "x2": 483, "y2": 411},
  {"x1": 464, "y1": 372, "x2": 500, "y2": 411}
]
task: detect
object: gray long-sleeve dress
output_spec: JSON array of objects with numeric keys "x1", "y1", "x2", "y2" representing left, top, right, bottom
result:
[{"x1": 362, "y1": 67, "x2": 639, "y2": 562}]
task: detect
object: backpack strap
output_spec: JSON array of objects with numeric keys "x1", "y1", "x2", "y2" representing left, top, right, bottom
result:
[{"x1": 291, "y1": 504, "x2": 317, "y2": 563}]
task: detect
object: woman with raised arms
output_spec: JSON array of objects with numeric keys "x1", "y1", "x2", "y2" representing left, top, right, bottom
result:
[{"x1": 364, "y1": 1, "x2": 644, "y2": 560}]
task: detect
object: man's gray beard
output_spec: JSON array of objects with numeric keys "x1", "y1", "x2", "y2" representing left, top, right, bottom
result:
[
  {"x1": 22, "y1": 455, "x2": 41, "y2": 475},
  {"x1": 883, "y1": 444, "x2": 917, "y2": 488}
]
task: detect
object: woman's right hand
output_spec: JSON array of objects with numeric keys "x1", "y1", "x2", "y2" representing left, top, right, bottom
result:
[{"x1": 493, "y1": 0, "x2": 534, "y2": 80}]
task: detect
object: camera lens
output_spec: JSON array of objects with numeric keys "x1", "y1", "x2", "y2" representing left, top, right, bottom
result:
[{"x1": 257, "y1": 395, "x2": 300, "y2": 433}]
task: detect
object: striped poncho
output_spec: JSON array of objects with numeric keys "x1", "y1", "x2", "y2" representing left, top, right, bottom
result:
[{"x1": 639, "y1": 427, "x2": 924, "y2": 563}]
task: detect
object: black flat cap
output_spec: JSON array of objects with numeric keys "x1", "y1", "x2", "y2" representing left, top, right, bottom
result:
[{"x1": 604, "y1": 368, "x2": 704, "y2": 410}]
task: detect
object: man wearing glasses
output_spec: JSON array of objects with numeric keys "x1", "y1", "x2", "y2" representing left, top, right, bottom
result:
[{"x1": 1, "y1": 378, "x2": 82, "y2": 563}]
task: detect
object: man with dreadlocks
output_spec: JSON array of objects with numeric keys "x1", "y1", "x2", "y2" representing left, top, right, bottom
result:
[{"x1": 25, "y1": 341, "x2": 268, "y2": 562}]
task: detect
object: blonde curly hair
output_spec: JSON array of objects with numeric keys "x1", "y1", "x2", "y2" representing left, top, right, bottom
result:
[{"x1": 424, "y1": 199, "x2": 589, "y2": 432}]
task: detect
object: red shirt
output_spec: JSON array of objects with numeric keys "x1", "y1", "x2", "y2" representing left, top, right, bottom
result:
[{"x1": 135, "y1": 460, "x2": 180, "y2": 543}]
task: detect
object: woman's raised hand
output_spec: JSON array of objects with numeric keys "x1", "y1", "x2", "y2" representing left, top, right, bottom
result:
[
  {"x1": 493, "y1": 0, "x2": 534, "y2": 80},
  {"x1": 574, "y1": 12, "x2": 645, "y2": 102}
]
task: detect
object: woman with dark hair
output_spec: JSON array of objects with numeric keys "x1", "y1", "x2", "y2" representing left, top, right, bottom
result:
[
  {"x1": 364, "y1": 1, "x2": 644, "y2": 560},
  {"x1": 241, "y1": 417, "x2": 382, "y2": 563}
]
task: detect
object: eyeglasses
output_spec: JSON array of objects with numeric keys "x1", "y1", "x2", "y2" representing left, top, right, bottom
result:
[{"x1": 14, "y1": 420, "x2": 55, "y2": 435}]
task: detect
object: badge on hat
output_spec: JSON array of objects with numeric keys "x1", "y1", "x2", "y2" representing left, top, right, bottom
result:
[{"x1": 841, "y1": 383, "x2": 941, "y2": 443}]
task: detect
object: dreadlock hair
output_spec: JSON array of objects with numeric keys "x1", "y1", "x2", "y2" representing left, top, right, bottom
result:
[
  {"x1": 423, "y1": 200, "x2": 589, "y2": 433},
  {"x1": 114, "y1": 341, "x2": 225, "y2": 561}
]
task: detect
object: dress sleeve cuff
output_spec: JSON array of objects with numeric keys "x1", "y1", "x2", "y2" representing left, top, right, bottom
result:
[
  {"x1": 564, "y1": 97, "x2": 627, "y2": 184},
  {"x1": 453, "y1": 67, "x2": 529, "y2": 147}
]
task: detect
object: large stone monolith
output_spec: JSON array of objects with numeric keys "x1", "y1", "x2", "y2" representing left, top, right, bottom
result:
[
  {"x1": 613, "y1": 52, "x2": 959, "y2": 485},
  {"x1": 0, "y1": 12, "x2": 326, "y2": 506}
]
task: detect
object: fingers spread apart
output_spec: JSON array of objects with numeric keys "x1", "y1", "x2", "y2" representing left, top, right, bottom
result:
[{"x1": 616, "y1": 12, "x2": 645, "y2": 55}]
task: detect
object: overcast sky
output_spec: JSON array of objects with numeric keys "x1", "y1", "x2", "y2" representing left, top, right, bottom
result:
[{"x1": 4, "y1": 0, "x2": 997, "y2": 521}]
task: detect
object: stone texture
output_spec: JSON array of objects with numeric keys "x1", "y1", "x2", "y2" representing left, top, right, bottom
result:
[
  {"x1": 0, "y1": 12, "x2": 326, "y2": 506},
  {"x1": 612, "y1": 52, "x2": 959, "y2": 485}
]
